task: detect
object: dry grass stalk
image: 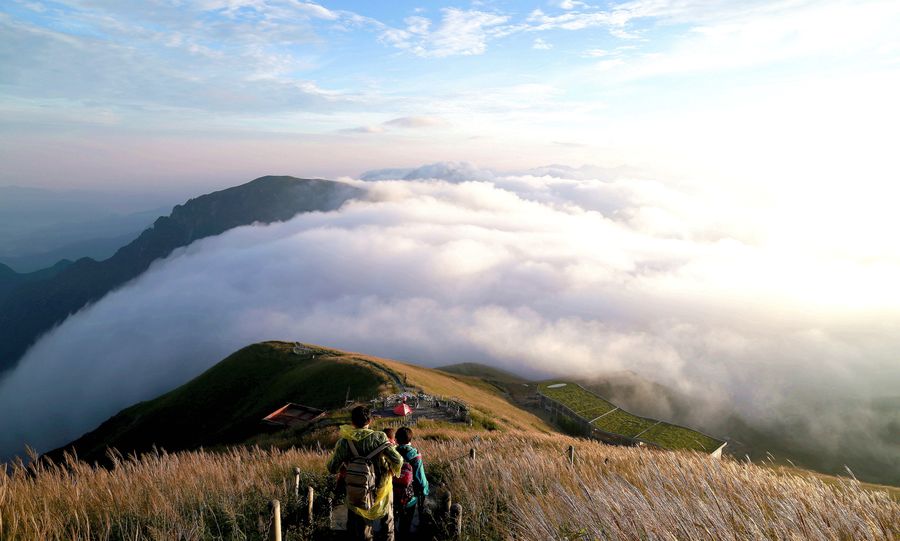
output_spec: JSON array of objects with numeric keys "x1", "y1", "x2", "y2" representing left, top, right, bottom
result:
[
  {"x1": 419, "y1": 432, "x2": 899, "y2": 540},
  {"x1": 1, "y1": 432, "x2": 896, "y2": 540}
]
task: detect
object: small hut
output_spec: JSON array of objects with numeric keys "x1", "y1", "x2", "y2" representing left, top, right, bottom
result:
[{"x1": 262, "y1": 403, "x2": 326, "y2": 427}]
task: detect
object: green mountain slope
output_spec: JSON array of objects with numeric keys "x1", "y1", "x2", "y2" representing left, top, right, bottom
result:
[
  {"x1": 48, "y1": 342, "x2": 391, "y2": 463},
  {"x1": 49, "y1": 344, "x2": 555, "y2": 464},
  {"x1": 437, "y1": 362, "x2": 528, "y2": 384},
  {"x1": 0, "y1": 176, "x2": 362, "y2": 375}
]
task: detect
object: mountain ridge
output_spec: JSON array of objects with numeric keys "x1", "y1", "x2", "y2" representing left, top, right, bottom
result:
[
  {"x1": 47, "y1": 341, "x2": 551, "y2": 464},
  {"x1": 0, "y1": 176, "x2": 362, "y2": 375}
]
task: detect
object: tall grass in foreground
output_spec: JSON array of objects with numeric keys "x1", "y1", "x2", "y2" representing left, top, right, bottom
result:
[
  {"x1": 1, "y1": 432, "x2": 897, "y2": 540},
  {"x1": 0, "y1": 446, "x2": 331, "y2": 540},
  {"x1": 424, "y1": 434, "x2": 899, "y2": 540}
]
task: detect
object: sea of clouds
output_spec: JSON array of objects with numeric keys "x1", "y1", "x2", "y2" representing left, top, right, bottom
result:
[{"x1": 0, "y1": 163, "x2": 897, "y2": 481}]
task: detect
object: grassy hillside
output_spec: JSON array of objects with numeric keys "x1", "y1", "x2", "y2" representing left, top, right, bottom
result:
[
  {"x1": 361, "y1": 353, "x2": 551, "y2": 433},
  {"x1": 437, "y1": 362, "x2": 528, "y2": 384},
  {"x1": 538, "y1": 381, "x2": 724, "y2": 453},
  {"x1": 439, "y1": 365, "x2": 724, "y2": 453},
  {"x1": 48, "y1": 342, "x2": 393, "y2": 463},
  {"x1": 9, "y1": 343, "x2": 898, "y2": 540},
  {"x1": 7, "y1": 433, "x2": 898, "y2": 540},
  {"x1": 51, "y1": 343, "x2": 553, "y2": 463}
]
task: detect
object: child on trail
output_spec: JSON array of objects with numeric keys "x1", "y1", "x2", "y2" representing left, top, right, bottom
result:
[
  {"x1": 393, "y1": 427, "x2": 430, "y2": 540},
  {"x1": 383, "y1": 428, "x2": 396, "y2": 445}
]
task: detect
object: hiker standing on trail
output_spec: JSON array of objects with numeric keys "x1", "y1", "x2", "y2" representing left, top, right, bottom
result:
[
  {"x1": 393, "y1": 427, "x2": 430, "y2": 540},
  {"x1": 328, "y1": 405, "x2": 403, "y2": 541}
]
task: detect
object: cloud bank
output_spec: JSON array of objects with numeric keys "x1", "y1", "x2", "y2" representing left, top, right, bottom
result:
[{"x1": 0, "y1": 167, "x2": 897, "y2": 482}]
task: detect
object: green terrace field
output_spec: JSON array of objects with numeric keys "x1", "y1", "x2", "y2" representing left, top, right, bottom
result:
[
  {"x1": 591, "y1": 408, "x2": 656, "y2": 438},
  {"x1": 538, "y1": 382, "x2": 724, "y2": 454},
  {"x1": 639, "y1": 421, "x2": 723, "y2": 453},
  {"x1": 539, "y1": 382, "x2": 615, "y2": 416}
]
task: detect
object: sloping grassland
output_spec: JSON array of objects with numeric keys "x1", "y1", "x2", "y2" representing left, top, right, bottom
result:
[
  {"x1": 5, "y1": 432, "x2": 897, "y2": 540},
  {"x1": 539, "y1": 382, "x2": 722, "y2": 452}
]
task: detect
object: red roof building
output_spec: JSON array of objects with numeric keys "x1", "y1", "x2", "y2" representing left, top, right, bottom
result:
[{"x1": 262, "y1": 403, "x2": 326, "y2": 427}]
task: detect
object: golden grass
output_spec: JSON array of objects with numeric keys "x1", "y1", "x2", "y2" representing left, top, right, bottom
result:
[
  {"x1": 420, "y1": 433, "x2": 900, "y2": 540},
  {"x1": 432, "y1": 435, "x2": 900, "y2": 540},
  {"x1": 344, "y1": 351, "x2": 553, "y2": 433},
  {"x1": 770, "y1": 465, "x2": 900, "y2": 502},
  {"x1": 4, "y1": 433, "x2": 896, "y2": 540},
  {"x1": 0, "y1": 446, "x2": 329, "y2": 540}
]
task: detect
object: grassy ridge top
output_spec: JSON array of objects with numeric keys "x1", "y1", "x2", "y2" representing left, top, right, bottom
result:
[
  {"x1": 50, "y1": 342, "x2": 553, "y2": 463},
  {"x1": 539, "y1": 381, "x2": 723, "y2": 453},
  {"x1": 49, "y1": 342, "x2": 392, "y2": 463},
  {"x1": 361, "y1": 353, "x2": 553, "y2": 433}
]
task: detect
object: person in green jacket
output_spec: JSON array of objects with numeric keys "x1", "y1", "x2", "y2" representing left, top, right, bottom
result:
[
  {"x1": 393, "y1": 426, "x2": 430, "y2": 540},
  {"x1": 327, "y1": 405, "x2": 403, "y2": 541}
]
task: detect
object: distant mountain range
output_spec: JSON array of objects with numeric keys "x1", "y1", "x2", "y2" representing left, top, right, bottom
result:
[
  {"x1": 0, "y1": 260, "x2": 72, "y2": 302},
  {"x1": 0, "y1": 208, "x2": 166, "y2": 272},
  {"x1": 0, "y1": 176, "x2": 362, "y2": 375}
]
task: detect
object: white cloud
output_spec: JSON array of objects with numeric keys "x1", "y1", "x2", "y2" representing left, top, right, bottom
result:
[
  {"x1": 0, "y1": 170, "x2": 897, "y2": 482},
  {"x1": 526, "y1": 8, "x2": 617, "y2": 31},
  {"x1": 383, "y1": 116, "x2": 446, "y2": 128},
  {"x1": 289, "y1": 1, "x2": 339, "y2": 20},
  {"x1": 340, "y1": 116, "x2": 447, "y2": 134},
  {"x1": 532, "y1": 37, "x2": 553, "y2": 50},
  {"x1": 341, "y1": 125, "x2": 385, "y2": 134},
  {"x1": 404, "y1": 15, "x2": 431, "y2": 34},
  {"x1": 0, "y1": 0, "x2": 378, "y2": 118},
  {"x1": 380, "y1": 8, "x2": 510, "y2": 57},
  {"x1": 558, "y1": 0, "x2": 591, "y2": 9}
]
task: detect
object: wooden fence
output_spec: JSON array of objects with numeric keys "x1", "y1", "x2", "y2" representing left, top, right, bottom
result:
[{"x1": 263, "y1": 456, "x2": 476, "y2": 540}]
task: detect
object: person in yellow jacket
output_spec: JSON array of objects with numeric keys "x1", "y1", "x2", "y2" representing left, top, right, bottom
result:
[{"x1": 327, "y1": 405, "x2": 403, "y2": 541}]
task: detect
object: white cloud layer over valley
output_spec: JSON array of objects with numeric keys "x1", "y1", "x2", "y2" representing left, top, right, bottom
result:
[{"x1": 0, "y1": 166, "x2": 897, "y2": 480}]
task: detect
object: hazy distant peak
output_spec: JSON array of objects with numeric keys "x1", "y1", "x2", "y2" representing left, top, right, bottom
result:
[
  {"x1": 359, "y1": 162, "x2": 637, "y2": 183},
  {"x1": 0, "y1": 263, "x2": 15, "y2": 277},
  {"x1": 360, "y1": 161, "x2": 495, "y2": 182}
]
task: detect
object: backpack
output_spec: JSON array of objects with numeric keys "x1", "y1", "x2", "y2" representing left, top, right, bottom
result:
[
  {"x1": 345, "y1": 438, "x2": 391, "y2": 510},
  {"x1": 393, "y1": 461, "x2": 415, "y2": 508},
  {"x1": 393, "y1": 449, "x2": 421, "y2": 508}
]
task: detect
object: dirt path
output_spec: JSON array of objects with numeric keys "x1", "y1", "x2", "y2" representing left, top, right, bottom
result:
[{"x1": 355, "y1": 357, "x2": 407, "y2": 393}]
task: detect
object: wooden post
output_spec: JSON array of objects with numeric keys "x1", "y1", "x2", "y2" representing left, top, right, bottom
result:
[
  {"x1": 451, "y1": 503, "x2": 463, "y2": 539},
  {"x1": 269, "y1": 500, "x2": 282, "y2": 541},
  {"x1": 469, "y1": 448, "x2": 476, "y2": 460},
  {"x1": 568, "y1": 445, "x2": 575, "y2": 465},
  {"x1": 293, "y1": 467, "x2": 302, "y2": 498},
  {"x1": 307, "y1": 486, "x2": 315, "y2": 525},
  {"x1": 443, "y1": 491, "x2": 452, "y2": 515}
]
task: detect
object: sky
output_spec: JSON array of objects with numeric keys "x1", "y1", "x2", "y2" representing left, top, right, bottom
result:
[{"x1": 1, "y1": 0, "x2": 899, "y2": 195}]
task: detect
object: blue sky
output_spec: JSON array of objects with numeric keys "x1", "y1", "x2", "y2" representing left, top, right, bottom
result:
[{"x1": 1, "y1": 0, "x2": 899, "y2": 195}]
